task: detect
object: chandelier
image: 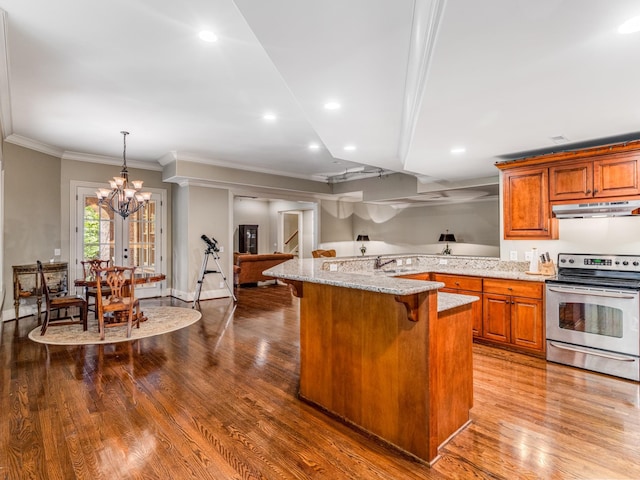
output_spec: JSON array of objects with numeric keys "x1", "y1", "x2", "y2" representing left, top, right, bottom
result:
[{"x1": 96, "y1": 131, "x2": 151, "y2": 219}]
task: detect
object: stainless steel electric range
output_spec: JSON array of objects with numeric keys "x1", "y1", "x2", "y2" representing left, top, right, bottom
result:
[{"x1": 546, "y1": 253, "x2": 640, "y2": 381}]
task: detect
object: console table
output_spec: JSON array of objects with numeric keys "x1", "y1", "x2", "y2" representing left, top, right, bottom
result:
[{"x1": 13, "y1": 262, "x2": 68, "y2": 320}]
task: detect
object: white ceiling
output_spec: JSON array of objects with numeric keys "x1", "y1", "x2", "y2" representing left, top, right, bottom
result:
[{"x1": 1, "y1": 0, "x2": 640, "y2": 188}]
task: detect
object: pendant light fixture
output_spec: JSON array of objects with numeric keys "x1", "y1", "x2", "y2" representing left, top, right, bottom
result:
[{"x1": 96, "y1": 131, "x2": 151, "y2": 219}]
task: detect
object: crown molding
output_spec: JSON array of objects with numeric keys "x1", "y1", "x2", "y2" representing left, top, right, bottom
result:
[
  {"x1": 62, "y1": 150, "x2": 163, "y2": 171},
  {"x1": 171, "y1": 151, "x2": 324, "y2": 182},
  {"x1": 398, "y1": 0, "x2": 447, "y2": 165},
  {"x1": 5, "y1": 133, "x2": 63, "y2": 157},
  {"x1": 5, "y1": 133, "x2": 162, "y2": 170}
]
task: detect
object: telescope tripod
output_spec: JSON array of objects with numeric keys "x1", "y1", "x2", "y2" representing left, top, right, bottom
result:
[{"x1": 193, "y1": 247, "x2": 237, "y2": 308}]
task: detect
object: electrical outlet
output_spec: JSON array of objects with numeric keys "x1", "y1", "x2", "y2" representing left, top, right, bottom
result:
[
  {"x1": 439, "y1": 258, "x2": 447, "y2": 265},
  {"x1": 54, "y1": 248, "x2": 61, "y2": 256},
  {"x1": 406, "y1": 258, "x2": 412, "y2": 265},
  {"x1": 396, "y1": 259, "x2": 403, "y2": 266},
  {"x1": 525, "y1": 251, "x2": 532, "y2": 261},
  {"x1": 219, "y1": 281, "x2": 225, "y2": 289},
  {"x1": 329, "y1": 263, "x2": 338, "y2": 272},
  {"x1": 510, "y1": 251, "x2": 518, "y2": 261},
  {"x1": 218, "y1": 246, "x2": 224, "y2": 253}
]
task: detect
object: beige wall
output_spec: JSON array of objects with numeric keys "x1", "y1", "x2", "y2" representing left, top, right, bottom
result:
[
  {"x1": 3, "y1": 143, "x2": 172, "y2": 319},
  {"x1": 320, "y1": 198, "x2": 500, "y2": 257},
  {"x1": 171, "y1": 184, "x2": 233, "y2": 302},
  {"x1": 3, "y1": 143, "x2": 62, "y2": 310}
]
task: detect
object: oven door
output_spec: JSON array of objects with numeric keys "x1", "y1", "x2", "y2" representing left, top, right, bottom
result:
[{"x1": 546, "y1": 284, "x2": 640, "y2": 356}]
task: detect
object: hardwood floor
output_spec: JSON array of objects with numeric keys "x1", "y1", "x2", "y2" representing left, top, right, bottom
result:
[{"x1": 1, "y1": 285, "x2": 639, "y2": 479}]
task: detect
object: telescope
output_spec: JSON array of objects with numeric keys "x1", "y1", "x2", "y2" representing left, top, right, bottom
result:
[{"x1": 201, "y1": 234, "x2": 220, "y2": 252}]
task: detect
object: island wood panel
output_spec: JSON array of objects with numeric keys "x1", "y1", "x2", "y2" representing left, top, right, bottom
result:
[
  {"x1": 298, "y1": 282, "x2": 472, "y2": 464},
  {"x1": 432, "y1": 303, "x2": 474, "y2": 445}
]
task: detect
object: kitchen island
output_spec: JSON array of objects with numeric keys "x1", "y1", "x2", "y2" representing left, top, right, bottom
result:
[{"x1": 264, "y1": 258, "x2": 478, "y2": 465}]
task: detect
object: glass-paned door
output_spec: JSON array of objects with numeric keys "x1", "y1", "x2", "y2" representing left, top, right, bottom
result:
[{"x1": 75, "y1": 185, "x2": 165, "y2": 298}]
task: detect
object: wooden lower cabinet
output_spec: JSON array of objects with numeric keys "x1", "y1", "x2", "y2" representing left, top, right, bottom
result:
[
  {"x1": 482, "y1": 279, "x2": 544, "y2": 354},
  {"x1": 432, "y1": 273, "x2": 483, "y2": 337},
  {"x1": 402, "y1": 273, "x2": 545, "y2": 356}
]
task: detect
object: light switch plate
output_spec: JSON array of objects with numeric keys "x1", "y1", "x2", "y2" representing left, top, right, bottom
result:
[
  {"x1": 396, "y1": 259, "x2": 403, "y2": 266},
  {"x1": 525, "y1": 251, "x2": 532, "y2": 261},
  {"x1": 54, "y1": 248, "x2": 61, "y2": 256},
  {"x1": 406, "y1": 258, "x2": 412, "y2": 265},
  {"x1": 510, "y1": 251, "x2": 518, "y2": 261},
  {"x1": 439, "y1": 259, "x2": 447, "y2": 265},
  {"x1": 329, "y1": 264, "x2": 338, "y2": 272}
]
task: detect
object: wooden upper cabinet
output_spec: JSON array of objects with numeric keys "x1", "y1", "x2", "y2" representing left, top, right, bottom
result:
[
  {"x1": 593, "y1": 153, "x2": 640, "y2": 198},
  {"x1": 549, "y1": 161, "x2": 593, "y2": 201},
  {"x1": 550, "y1": 153, "x2": 640, "y2": 201},
  {"x1": 502, "y1": 167, "x2": 557, "y2": 240}
]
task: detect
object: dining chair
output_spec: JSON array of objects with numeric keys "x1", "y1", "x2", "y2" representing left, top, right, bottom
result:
[
  {"x1": 81, "y1": 259, "x2": 111, "y2": 318},
  {"x1": 94, "y1": 266, "x2": 140, "y2": 340},
  {"x1": 38, "y1": 260, "x2": 88, "y2": 335}
]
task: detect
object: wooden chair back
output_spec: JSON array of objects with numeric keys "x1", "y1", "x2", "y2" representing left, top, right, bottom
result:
[
  {"x1": 94, "y1": 266, "x2": 139, "y2": 340},
  {"x1": 37, "y1": 260, "x2": 87, "y2": 335},
  {"x1": 81, "y1": 259, "x2": 110, "y2": 280},
  {"x1": 312, "y1": 249, "x2": 336, "y2": 258}
]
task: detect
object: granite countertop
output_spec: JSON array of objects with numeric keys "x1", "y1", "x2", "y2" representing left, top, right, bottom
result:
[{"x1": 264, "y1": 254, "x2": 551, "y2": 313}]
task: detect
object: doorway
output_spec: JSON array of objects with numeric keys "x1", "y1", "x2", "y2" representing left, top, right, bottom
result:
[{"x1": 72, "y1": 183, "x2": 167, "y2": 298}]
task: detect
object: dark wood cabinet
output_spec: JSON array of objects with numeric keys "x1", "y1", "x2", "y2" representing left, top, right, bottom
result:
[
  {"x1": 238, "y1": 224, "x2": 258, "y2": 254},
  {"x1": 501, "y1": 166, "x2": 557, "y2": 240}
]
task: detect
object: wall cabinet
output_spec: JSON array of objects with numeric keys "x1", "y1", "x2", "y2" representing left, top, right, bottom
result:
[
  {"x1": 501, "y1": 166, "x2": 557, "y2": 240},
  {"x1": 432, "y1": 273, "x2": 483, "y2": 337},
  {"x1": 481, "y1": 278, "x2": 544, "y2": 354},
  {"x1": 549, "y1": 153, "x2": 640, "y2": 201},
  {"x1": 238, "y1": 224, "x2": 258, "y2": 254}
]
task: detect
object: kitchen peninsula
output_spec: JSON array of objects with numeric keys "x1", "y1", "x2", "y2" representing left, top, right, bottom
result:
[{"x1": 264, "y1": 257, "x2": 480, "y2": 464}]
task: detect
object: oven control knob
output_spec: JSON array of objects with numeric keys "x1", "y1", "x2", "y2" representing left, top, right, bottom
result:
[
  {"x1": 568, "y1": 259, "x2": 574, "y2": 264},
  {"x1": 615, "y1": 261, "x2": 621, "y2": 265},
  {"x1": 634, "y1": 261, "x2": 639, "y2": 267},
  {"x1": 623, "y1": 261, "x2": 629, "y2": 266},
  {"x1": 560, "y1": 259, "x2": 566, "y2": 263}
]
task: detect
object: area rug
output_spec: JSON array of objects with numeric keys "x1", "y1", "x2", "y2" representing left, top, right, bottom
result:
[{"x1": 28, "y1": 306, "x2": 202, "y2": 346}]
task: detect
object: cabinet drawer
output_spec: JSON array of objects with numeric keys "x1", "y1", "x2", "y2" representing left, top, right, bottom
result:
[
  {"x1": 483, "y1": 278, "x2": 543, "y2": 298},
  {"x1": 433, "y1": 274, "x2": 482, "y2": 292}
]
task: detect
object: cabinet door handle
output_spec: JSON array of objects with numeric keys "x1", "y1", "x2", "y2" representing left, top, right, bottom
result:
[
  {"x1": 593, "y1": 189, "x2": 598, "y2": 194},
  {"x1": 585, "y1": 189, "x2": 591, "y2": 194}
]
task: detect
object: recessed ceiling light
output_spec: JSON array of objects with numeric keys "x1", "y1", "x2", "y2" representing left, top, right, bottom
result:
[
  {"x1": 199, "y1": 30, "x2": 218, "y2": 42},
  {"x1": 450, "y1": 147, "x2": 466, "y2": 154},
  {"x1": 263, "y1": 113, "x2": 277, "y2": 121},
  {"x1": 324, "y1": 101, "x2": 341, "y2": 110},
  {"x1": 308, "y1": 143, "x2": 320, "y2": 150},
  {"x1": 344, "y1": 145, "x2": 356, "y2": 151},
  {"x1": 618, "y1": 16, "x2": 640, "y2": 34}
]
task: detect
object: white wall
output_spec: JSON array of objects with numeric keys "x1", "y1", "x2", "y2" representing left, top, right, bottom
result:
[{"x1": 501, "y1": 216, "x2": 640, "y2": 263}]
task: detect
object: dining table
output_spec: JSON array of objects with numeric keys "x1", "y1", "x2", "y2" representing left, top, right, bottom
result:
[{"x1": 74, "y1": 271, "x2": 166, "y2": 323}]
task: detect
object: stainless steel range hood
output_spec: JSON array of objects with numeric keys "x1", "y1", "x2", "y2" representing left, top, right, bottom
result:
[{"x1": 552, "y1": 200, "x2": 640, "y2": 218}]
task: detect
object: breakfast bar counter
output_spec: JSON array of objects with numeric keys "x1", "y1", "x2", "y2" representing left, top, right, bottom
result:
[{"x1": 265, "y1": 258, "x2": 478, "y2": 465}]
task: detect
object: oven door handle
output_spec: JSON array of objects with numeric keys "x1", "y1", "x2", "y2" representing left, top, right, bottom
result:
[
  {"x1": 547, "y1": 286, "x2": 638, "y2": 299},
  {"x1": 549, "y1": 342, "x2": 637, "y2": 362}
]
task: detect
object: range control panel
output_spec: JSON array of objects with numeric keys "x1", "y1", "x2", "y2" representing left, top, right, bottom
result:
[{"x1": 557, "y1": 253, "x2": 640, "y2": 272}]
